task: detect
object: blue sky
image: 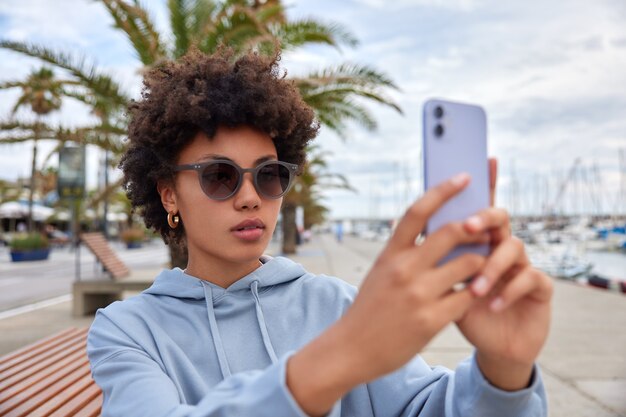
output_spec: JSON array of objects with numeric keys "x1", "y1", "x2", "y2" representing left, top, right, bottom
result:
[{"x1": 0, "y1": 0, "x2": 625, "y2": 218}]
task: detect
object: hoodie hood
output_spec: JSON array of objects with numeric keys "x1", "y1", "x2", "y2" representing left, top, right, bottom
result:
[
  {"x1": 144, "y1": 255, "x2": 307, "y2": 300},
  {"x1": 141, "y1": 255, "x2": 308, "y2": 379}
]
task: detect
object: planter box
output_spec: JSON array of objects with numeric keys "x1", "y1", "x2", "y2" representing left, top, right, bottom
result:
[{"x1": 10, "y1": 248, "x2": 51, "y2": 262}]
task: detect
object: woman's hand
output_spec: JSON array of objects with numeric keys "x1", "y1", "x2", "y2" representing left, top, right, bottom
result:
[
  {"x1": 456, "y1": 159, "x2": 553, "y2": 390},
  {"x1": 335, "y1": 172, "x2": 492, "y2": 382},
  {"x1": 288, "y1": 173, "x2": 488, "y2": 416}
]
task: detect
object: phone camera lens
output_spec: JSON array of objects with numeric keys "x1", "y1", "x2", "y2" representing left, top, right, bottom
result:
[
  {"x1": 434, "y1": 106, "x2": 444, "y2": 119},
  {"x1": 434, "y1": 124, "x2": 444, "y2": 138}
]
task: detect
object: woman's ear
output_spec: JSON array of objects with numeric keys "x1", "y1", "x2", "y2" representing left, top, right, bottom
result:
[{"x1": 157, "y1": 180, "x2": 178, "y2": 213}]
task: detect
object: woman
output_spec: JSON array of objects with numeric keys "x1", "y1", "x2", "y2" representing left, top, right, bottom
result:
[{"x1": 87, "y1": 48, "x2": 552, "y2": 417}]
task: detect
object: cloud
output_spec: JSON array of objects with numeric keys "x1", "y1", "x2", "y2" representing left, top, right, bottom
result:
[
  {"x1": 351, "y1": 0, "x2": 485, "y2": 12},
  {"x1": 611, "y1": 37, "x2": 626, "y2": 48},
  {"x1": 1, "y1": 0, "x2": 624, "y2": 217}
]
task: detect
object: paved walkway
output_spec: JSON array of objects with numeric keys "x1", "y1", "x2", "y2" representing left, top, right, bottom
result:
[{"x1": 0, "y1": 234, "x2": 624, "y2": 416}]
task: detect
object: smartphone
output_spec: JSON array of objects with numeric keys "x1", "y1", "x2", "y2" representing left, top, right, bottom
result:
[{"x1": 422, "y1": 98, "x2": 489, "y2": 264}]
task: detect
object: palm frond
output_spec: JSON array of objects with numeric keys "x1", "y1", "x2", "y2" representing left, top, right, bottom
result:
[
  {"x1": 99, "y1": 0, "x2": 166, "y2": 65},
  {"x1": 299, "y1": 63, "x2": 399, "y2": 90},
  {"x1": 273, "y1": 19, "x2": 358, "y2": 51},
  {"x1": 294, "y1": 63, "x2": 403, "y2": 137},
  {"x1": 10, "y1": 95, "x2": 31, "y2": 115},
  {"x1": 41, "y1": 142, "x2": 65, "y2": 168},
  {"x1": 168, "y1": 0, "x2": 191, "y2": 58},
  {"x1": 222, "y1": 5, "x2": 269, "y2": 40},
  {"x1": 0, "y1": 135, "x2": 38, "y2": 144},
  {"x1": 85, "y1": 177, "x2": 124, "y2": 208},
  {"x1": 0, "y1": 81, "x2": 25, "y2": 89},
  {"x1": 191, "y1": 1, "x2": 220, "y2": 50},
  {"x1": 190, "y1": 0, "x2": 217, "y2": 35},
  {"x1": 255, "y1": 3, "x2": 285, "y2": 24},
  {"x1": 0, "y1": 123, "x2": 56, "y2": 142},
  {"x1": 0, "y1": 121, "x2": 29, "y2": 131},
  {"x1": 0, "y1": 40, "x2": 130, "y2": 108},
  {"x1": 80, "y1": 131, "x2": 127, "y2": 154},
  {"x1": 48, "y1": 127, "x2": 126, "y2": 154},
  {"x1": 315, "y1": 173, "x2": 356, "y2": 192}
]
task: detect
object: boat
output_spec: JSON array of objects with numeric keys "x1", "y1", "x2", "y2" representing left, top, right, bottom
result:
[{"x1": 526, "y1": 245, "x2": 593, "y2": 280}]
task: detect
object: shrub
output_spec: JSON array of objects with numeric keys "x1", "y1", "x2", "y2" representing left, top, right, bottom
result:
[{"x1": 10, "y1": 233, "x2": 50, "y2": 251}]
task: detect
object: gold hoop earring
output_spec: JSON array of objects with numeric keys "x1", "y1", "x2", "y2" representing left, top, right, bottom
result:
[{"x1": 167, "y1": 211, "x2": 180, "y2": 229}]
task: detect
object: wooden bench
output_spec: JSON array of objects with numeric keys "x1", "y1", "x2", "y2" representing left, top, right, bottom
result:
[
  {"x1": 0, "y1": 328, "x2": 102, "y2": 417},
  {"x1": 73, "y1": 233, "x2": 152, "y2": 317}
]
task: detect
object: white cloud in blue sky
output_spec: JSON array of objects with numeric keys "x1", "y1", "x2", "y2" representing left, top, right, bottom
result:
[{"x1": 0, "y1": 0, "x2": 624, "y2": 218}]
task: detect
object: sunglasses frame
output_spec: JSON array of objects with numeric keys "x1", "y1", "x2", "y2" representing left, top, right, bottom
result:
[{"x1": 174, "y1": 159, "x2": 299, "y2": 201}]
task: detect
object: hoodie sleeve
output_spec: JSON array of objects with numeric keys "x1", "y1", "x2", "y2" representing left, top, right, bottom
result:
[
  {"x1": 88, "y1": 315, "x2": 309, "y2": 417},
  {"x1": 363, "y1": 353, "x2": 547, "y2": 417},
  {"x1": 90, "y1": 350, "x2": 308, "y2": 417}
]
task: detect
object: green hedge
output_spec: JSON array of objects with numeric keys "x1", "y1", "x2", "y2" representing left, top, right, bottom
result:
[{"x1": 10, "y1": 233, "x2": 50, "y2": 251}]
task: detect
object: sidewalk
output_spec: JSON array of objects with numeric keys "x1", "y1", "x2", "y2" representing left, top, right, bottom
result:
[{"x1": 1, "y1": 234, "x2": 624, "y2": 416}]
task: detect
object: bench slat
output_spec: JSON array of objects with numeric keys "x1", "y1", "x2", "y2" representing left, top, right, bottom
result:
[
  {"x1": 3, "y1": 365, "x2": 90, "y2": 417},
  {"x1": 72, "y1": 392, "x2": 103, "y2": 417},
  {"x1": 0, "y1": 342, "x2": 86, "y2": 396},
  {"x1": 28, "y1": 374, "x2": 97, "y2": 417},
  {"x1": 48, "y1": 383, "x2": 101, "y2": 417},
  {"x1": 0, "y1": 357, "x2": 88, "y2": 416},
  {"x1": 0, "y1": 336, "x2": 86, "y2": 390},
  {"x1": 0, "y1": 329, "x2": 103, "y2": 417},
  {"x1": 0, "y1": 329, "x2": 87, "y2": 378}
]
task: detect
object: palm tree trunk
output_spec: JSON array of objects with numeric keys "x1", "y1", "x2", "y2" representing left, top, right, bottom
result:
[
  {"x1": 27, "y1": 123, "x2": 39, "y2": 232},
  {"x1": 281, "y1": 203, "x2": 297, "y2": 254}
]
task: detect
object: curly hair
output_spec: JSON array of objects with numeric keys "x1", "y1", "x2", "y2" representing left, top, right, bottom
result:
[{"x1": 119, "y1": 48, "x2": 319, "y2": 244}]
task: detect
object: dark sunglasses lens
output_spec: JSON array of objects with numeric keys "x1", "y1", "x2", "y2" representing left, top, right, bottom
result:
[
  {"x1": 256, "y1": 163, "x2": 291, "y2": 197},
  {"x1": 201, "y1": 163, "x2": 240, "y2": 199}
]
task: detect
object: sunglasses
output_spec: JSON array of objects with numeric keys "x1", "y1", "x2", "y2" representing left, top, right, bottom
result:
[{"x1": 174, "y1": 159, "x2": 299, "y2": 200}]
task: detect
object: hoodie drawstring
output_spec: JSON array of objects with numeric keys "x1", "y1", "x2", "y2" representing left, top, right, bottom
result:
[
  {"x1": 203, "y1": 285, "x2": 232, "y2": 378},
  {"x1": 251, "y1": 280, "x2": 279, "y2": 363}
]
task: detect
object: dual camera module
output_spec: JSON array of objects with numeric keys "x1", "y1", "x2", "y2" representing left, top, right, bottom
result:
[{"x1": 434, "y1": 106, "x2": 445, "y2": 138}]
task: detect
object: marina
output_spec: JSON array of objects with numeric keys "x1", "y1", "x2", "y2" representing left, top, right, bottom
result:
[{"x1": 515, "y1": 217, "x2": 626, "y2": 295}]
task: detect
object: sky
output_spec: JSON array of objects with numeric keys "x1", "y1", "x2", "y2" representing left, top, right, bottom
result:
[{"x1": 0, "y1": 0, "x2": 625, "y2": 219}]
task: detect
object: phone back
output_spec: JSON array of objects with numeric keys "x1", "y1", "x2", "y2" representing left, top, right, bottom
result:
[{"x1": 422, "y1": 98, "x2": 489, "y2": 262}]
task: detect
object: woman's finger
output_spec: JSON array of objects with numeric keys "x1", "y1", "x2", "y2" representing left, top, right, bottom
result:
[
  {"x1": 388, "y1": 173, "x2": 470, "y2": 252},
  {"x1": 415, "y1": 223, "x2": 490, "y2": 268},
  {"x1": 488, "y1": 266, "x2": 553, "y2": 312},
  {"x1": 489, "y1": 158, "x2": 498, "y2": 207},
  {"x1": 471, "y1": 236, "x2": 528, "y2": 297},
  {"x1": 425, "y1": 253, "x2": 487, "y2": 296},
  {"x1": 464, "y1": 207, "x2": 510, "y2": 235},
  {"x1": 434, "y1": 287, "x2": 476, "y2": 324},
  {"x1": 464, "y1": 207, "x2": 512, "y2": 247}
]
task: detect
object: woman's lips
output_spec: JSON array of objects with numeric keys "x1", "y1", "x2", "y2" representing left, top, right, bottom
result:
[
  {"x1": 231, "y1": 227, "x2": 264, "y2": 241},
  {"x1": 231, "y1": 219, "x2": 265, "y2": 241}
]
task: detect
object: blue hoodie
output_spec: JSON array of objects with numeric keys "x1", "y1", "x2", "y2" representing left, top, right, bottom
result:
[{"x1": 87, "y1": 255, "x2": 547, "y2": 417}]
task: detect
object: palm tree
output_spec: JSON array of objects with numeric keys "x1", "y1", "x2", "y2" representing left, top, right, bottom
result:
[
  {"x1": 1, "y1": 0, "x2": 402, "y2": 262},
  {"x1": 0, "y1": 40, "x2": 133, "y2": 235},
  {"x1": 95, "y1": 0, "x2": 402, "y2": 258},
  {"x1": 0, "y1": 67, "x2": 69, "y2": 231},
  {"x1": 96, "y1": 0, "x2": 358, "y2": 64},
  {"x1": 281, "y1": 145, "x2": 355, "y2": 253}
]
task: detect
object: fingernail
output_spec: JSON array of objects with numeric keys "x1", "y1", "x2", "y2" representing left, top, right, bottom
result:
[
  {"x1": 466, "y1": 215, "x2": 482, "y2": 230},
  {"x1": 451, "y1": 172, "x2": 470, "y2": 187},
  {"x1": 490, "y1": 297, "x2": 505, "y2": 311},
  {"x1": 472, "y1": 275, "x2": 489, "y2": 296}
]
